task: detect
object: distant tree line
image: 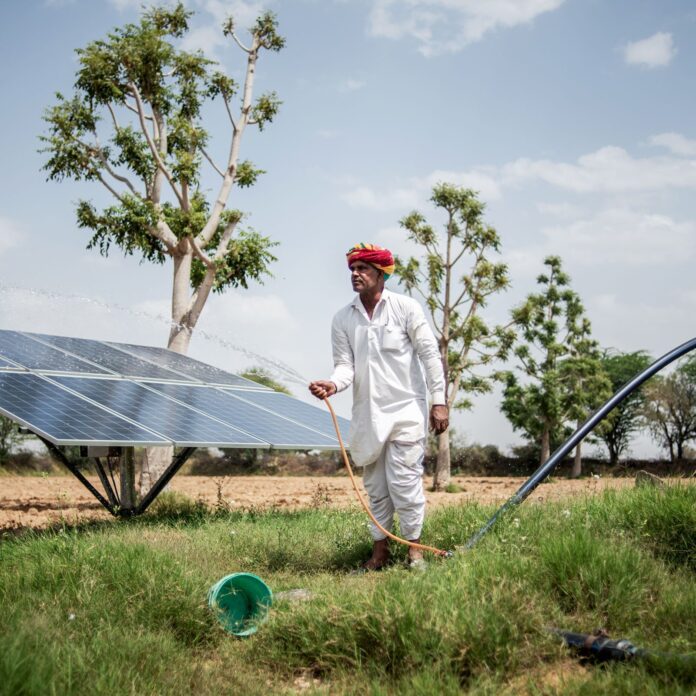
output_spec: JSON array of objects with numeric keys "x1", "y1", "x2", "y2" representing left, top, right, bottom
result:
[
  {"x1": 394, "y1": 184, "x2": 696, "y2": 488},
  {"x1": 3, "y1": 179, "x2": 696, "y2": 480}
]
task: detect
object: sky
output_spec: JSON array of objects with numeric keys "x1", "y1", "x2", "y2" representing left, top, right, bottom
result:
[{"x1": 1, "y1": 0, "x2": 695, "y2": 458}]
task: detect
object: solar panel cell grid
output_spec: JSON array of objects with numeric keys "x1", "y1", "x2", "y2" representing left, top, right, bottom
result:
[
  {"x1": 0, "y1": 331, "x2": 109, "y2": 374},
  {"x1": 35, "y1": 333, "x2": 196, "y2": 382},
  {"x1": 54, "y1": 376, "x2": 267, "y2": 447},
  {"x1": 110, "y1": 342, "x2": 266, "y2": 388},
  {"x1": 0, "y1": 373, "x2": 168, "y2": 445},
  {"x1": 225, "y1": 390, "x2": 351, "y2": 444},
  {"x1": 145, "y1": 382, "x2": 338, "y2": 448},
  {"x1": 0, "y1": 329, "x2": 350, "y2": 449}
]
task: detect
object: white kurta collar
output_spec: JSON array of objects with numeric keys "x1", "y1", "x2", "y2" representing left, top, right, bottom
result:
[{"x1": 350, "y1": 288, "x2": 392, "y2": 319}]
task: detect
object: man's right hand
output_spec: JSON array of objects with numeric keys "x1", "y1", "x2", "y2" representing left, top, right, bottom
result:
[{"x1": 308, "y1": 380, "x2": 337, "y2": 399}]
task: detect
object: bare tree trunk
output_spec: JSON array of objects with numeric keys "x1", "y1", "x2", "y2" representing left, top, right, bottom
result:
[
  {"x1": 432, "y1": 429, "x2": 451, "y2": 491},
  {"x1": 571, "y1": 420, "x2": 583, "y2": 478},
  {"x1": 120, "y1": 447, "x2": 136, "y2": 511},
  {"x1": 540, "y1": 427, "x2": 550, "y2": 467},
  {"x1": 140, "y1": 250, "x2": 194, "y2": 495},
  {"x1": 571, "y1": 446, "x2": 582, "y2": 478}
]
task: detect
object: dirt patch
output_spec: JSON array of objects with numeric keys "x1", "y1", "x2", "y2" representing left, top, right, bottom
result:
[{"x1": 0, "y1": 473, "x2": 672, "y2": 533}]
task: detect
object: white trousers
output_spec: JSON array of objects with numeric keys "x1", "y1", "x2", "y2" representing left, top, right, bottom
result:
[{"x1": 361, "y1": 439, "x2": 426, "y2": 541}]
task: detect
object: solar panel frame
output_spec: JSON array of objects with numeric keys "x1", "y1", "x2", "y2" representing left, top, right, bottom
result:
[
  {"x1": 0, "y1": 372, "x2": 170, "y2": 446},
  {"x1": 52, "y1": 376, "x2": 269, "y2": 448},
  {"x1": 0, "y1": 330, "x2": 111, "y2": 375},
  {"x1": 143, "y1": 382, "x2": 341, "y2": 449},
  {"x1": 32, "y1": 332, "x2": 199, "y2": 383},
  {"x1": 0, "y1": 355, "x2": 24, "y2": 370},
  {"x1": 108, "y1": 341, "x2": 270, "y2": 389}
]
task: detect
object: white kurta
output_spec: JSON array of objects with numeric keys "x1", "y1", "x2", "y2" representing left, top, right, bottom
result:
[{"x1": 329, "y1": 288, "x2": 446, "y2": 467}]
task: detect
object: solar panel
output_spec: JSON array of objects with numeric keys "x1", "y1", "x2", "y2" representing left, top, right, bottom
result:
[
  {"x1": 0, "y1": 373, "x2": 168, "y2": 446},
  {"x1": 34, "y1": 333, "x2": 197, "y2": 383},
  {"x1": 109, "y1": 342, "x2": 266, "y2": 388},
  {"x1": 223, "y1": 389, "x2": 351, "y2": 444},
  {"x1": 0, "y1": 331, "x2": 109, "y2": 374},
  {"x1": 53, "y1": 376, "x2": 267, "y2": 448},
  {"x1": 144, "y1": 382, "x2": 339, "y2": 448},
  {"x1": 0, "y1": 329, "x2": 349, "y2": 450}
]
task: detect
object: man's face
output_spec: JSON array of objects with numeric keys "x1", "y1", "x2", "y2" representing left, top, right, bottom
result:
[{"x1": 350, "y1": 260, "x2": 382, "y2": 293}]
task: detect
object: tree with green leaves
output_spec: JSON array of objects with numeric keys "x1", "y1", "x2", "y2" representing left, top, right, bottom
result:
[
  {"x1": 596, "y1": 349, "x2": 653, "y2": 465},
  {"x1": 395, "y1": 183, "x2": 513, "y2": 490},
  {"x1": 501, "y1": 256, "x2": 610, "y2": 470},
  {"x1": 0, "y1": 415, "x2": 27, "y2": 467},
  {"x1": 559, "y1": 324, "x2": 612, "y2": 476},
  {"x1": 41, "y1": 3, "x2": 283, "y2": 354},
  {"x1": 40, "y1": 3, "x2": 284, "y2": 491},
  {"x1": 642, "y1": 356, "x2": 696, "y2": 462}
]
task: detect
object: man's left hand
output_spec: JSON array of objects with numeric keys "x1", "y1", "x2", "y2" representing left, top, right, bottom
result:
[{"x1": 430, "y1": 405, "x2": 449, "y2": 434}]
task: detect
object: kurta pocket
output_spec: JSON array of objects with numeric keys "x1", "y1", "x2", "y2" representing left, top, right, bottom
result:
[{"x1": 381, "y1": 325, "x2": 408, "y2": 351}]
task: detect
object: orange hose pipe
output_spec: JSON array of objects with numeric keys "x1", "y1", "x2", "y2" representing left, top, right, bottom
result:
[{"x1": 323, "y1": 397, "x2": 451, "y2": 559}]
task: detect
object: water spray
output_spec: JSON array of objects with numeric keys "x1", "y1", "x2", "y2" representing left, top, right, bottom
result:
[{"x1": 0, "y1": 283, "x2": 307, "y2": 386}]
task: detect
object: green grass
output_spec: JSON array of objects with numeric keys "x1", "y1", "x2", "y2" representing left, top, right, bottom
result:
[{"x1": 1, "y1": 485, "x2": 694, "y2": 694}]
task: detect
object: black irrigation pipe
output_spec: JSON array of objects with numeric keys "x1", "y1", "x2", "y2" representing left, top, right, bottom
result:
[
  {"x1": 465, "y1": 336, "x2": 696, "y2": 550},
  {"x1": 550, "y1": 628, "x2": 695, "y2": 664}
]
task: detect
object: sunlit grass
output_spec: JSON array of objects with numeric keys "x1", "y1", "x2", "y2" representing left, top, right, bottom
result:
[{"x1": 0, "y1": 485, "x2": 694, "y2": 694}]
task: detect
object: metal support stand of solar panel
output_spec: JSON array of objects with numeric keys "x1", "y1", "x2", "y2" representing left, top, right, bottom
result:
[
  {"x1": 0, "y1": 329, "x2": 351, "y2": 518},
  {"x1": 35, "y1": 440, "x2": 196, "y2": 516}
]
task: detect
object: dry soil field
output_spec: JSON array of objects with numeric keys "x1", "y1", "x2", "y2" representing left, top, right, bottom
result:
[{"x1": 0, "y1": 473, "x2": 649, "y2": 532}]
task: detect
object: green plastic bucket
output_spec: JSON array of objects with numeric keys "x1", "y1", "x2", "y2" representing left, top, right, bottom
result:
[{"x1": 208, "y1": 573, "x2": 273, "y2": 637}]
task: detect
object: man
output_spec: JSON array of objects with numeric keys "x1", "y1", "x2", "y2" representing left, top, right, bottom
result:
[{"x1": 309, "y1": 243, "x2": 448, "y2": 570}]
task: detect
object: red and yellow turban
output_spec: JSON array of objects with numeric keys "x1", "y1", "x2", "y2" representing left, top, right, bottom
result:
[{"x1": 346, "y1": 243, "x2": 395, "y2": 279}]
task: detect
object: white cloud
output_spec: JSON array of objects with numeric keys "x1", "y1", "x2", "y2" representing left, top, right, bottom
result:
[
  {"x1": 368, "y1": 0, "x2": 566, "y2": 56},
  {"x1": 648, "y1": 132, "x2": 696, "y2": 157},
  {"x1": 344, "y1": 139, "x2": 696, "y2": 216},
  {"x1": 503, "y1": 207, "x2": 696, "y2": 289},
  {"x1": 341, "y1": 168, "x2": 501, "y2": 211},
  {"x1": 178, "y1": 1, "x2": 269, "y2": 56},
  {"x1": 542, "y1": 209, "x2": 696, "y2": 266},
  {"x1": 373, "y1": 225, "x2": 422, "y2": 259},
  {"x1": 338, "y1": 78, "x2": 366, "y2": 92},
  {"x1": 201, "y1": 0, "x2": 266, "y2": 34},
  {"x1": 588, "y1": 292, "x2": 696, "y2": 358},
  {"x1": 424, "y1": 169, "x2": 502, "y2": 200},
  {"x1": 623, "y1": 32, "x2": 675, "y2": 68},
  {"x1": 0, "y1": 218, "x2": 24, "y2": 256},
  {"x1": 0, "y1": 287, "x2": 169, "y2": 344},
  {"x1": 502, "y1": 145, "x2": 696, "y2": 193},
  {"x1": 536, "y1": 201, "x2": 583, "y2": 218},
  {"x1": 190, "y1": 292, "x2": 307, "y2": 383},
  {"x1": 341, "y1": 185, "x2": 422, "y2": 211},
  {"x1": 180, "y1": 24, "x2": 227, "y2": 56}
]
